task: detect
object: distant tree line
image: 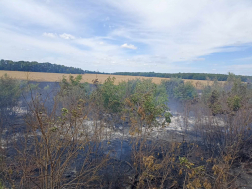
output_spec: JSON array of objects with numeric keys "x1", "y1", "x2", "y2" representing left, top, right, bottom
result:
[
  {"x1": 1, "y1": 59, "x2": 252, "y2": 82},
  {"x1": 114, "y1": 72, "x2": 252, "y2": 82},
  {"x1": 0, "y1": 59, "x2": 106, "y2": 74}
]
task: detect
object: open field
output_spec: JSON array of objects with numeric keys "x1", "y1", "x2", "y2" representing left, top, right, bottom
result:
[{"x1": 0, "y1": 70, "x2": 223, "y2": 89}]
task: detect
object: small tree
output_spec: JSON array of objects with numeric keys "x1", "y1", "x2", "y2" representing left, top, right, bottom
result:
[
  {"x1": 174, "y1": 81, "x2": 198, "y2": 102},
  {"x1": 0, "y1": 74, "x2": 21, "y2": 116},
  {"x1": 162, "y1": 77, "x2": 184, "y2": 99}
]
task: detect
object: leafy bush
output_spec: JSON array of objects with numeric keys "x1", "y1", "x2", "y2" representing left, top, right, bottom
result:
[
  {"x1": 0, "y1": 74, "x2": 21, "y2": 114},
  {"x1": 162, "y1": 77, "x2": 183, "y2": 99},
  {"x1": 99, "y1": 77, "x2": 125, "y2": 113},
  {"x1": 59, "y1": 75, "x2": 90, "y2": 98},
  {"x1": 173, "y1": 82, "x2": 198, "y2": 101}
]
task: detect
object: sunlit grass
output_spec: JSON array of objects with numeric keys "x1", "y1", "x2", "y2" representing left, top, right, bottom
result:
[{"x1": 0, "y1": 70, "x2": 224, "y2": 89}]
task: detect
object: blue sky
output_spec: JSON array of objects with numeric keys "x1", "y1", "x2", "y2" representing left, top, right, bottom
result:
[{"x1": 0, "y1": 0, "x2": 252, "y2": 75}]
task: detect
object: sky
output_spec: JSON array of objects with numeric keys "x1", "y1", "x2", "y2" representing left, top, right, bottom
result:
[{"x1": 0, "y1": 0, "x2": 252, "y2": 75}]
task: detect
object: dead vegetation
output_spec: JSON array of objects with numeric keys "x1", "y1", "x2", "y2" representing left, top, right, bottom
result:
[{"x1": 0, "y1": 73, "x2": 251, "y2": 188}]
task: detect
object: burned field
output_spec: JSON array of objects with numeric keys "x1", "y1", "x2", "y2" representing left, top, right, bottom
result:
[{"x1": 0, "y1": 75, "x2": 252, "y2": 188}]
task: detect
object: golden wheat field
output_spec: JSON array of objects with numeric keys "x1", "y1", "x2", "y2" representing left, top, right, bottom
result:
[{"x1": 0, "y1": 70, "x2": 221, "y2": 89}]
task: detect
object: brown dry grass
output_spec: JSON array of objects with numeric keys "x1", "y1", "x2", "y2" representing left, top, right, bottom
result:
[{"x1": 0, "y1": 70, "x2": 222, "y2": 89}]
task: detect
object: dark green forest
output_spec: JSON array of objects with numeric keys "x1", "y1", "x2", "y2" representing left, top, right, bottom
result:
[
  {"x1": 0, "y1": 59, "x2": 102, "y2": 74},
  {"x1": 114, "y1": 72, "x2": 252, "y2": 82}
]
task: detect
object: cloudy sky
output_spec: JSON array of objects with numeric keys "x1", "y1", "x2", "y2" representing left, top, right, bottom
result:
[{"x1": 1, "y1": 0, "x2": 252, "y2": 75}]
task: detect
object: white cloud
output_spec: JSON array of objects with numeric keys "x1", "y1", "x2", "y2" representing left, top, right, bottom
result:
[
  {"x1": 121, "y1": 43, "x2": 137, "y2": 50},
  {"x1": 43, "y1": 32, "x2": 57, "y2": 38},
  {"x1": 105, "y1": 0, "x2": 252, "y2": 62},
  {"x1": 0, "y1": 0, "x2": 74, "y2": 29},
  {"x1": 0, "y1": 28, "x2": 129, "y2": 72},
  {"x1": 192, "y1": 58, "x2": 205, "y2": 61},
  {"x1": 60, "y1": 33, "x2": 76, "y2": 40}
]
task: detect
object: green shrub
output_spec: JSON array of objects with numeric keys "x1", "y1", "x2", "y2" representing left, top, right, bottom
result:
[{"x1": 173, "y1": 82, "x2": 198, "y2": 101}]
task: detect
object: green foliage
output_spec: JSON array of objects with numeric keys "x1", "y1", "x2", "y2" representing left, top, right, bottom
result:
[
  {"x1": 162, "y1": 77, "x2": 184, "y2": 99},
  {"x1": 208, "y1": 90, "x2": 223, "y2": 115},
  {"x1": 60, "y1": 75, "x2": 89, "y2": 96},
  {"x1": 95, "y1": 78, "x2": 170, "y2": 116},
  {"x1": 49, "y1": 126, "x2": 58, "y2": 132},
  {"x1": 224, "y1": 73, "x2": 250, "y2": 113},
  {"x1": 201, "y1": 78, "x2": 222, "y2": 104},
  {"x1": 99, "y1": 77, "x2": 125, "y2": 113},
  {"x1": 227, "y1": 95, "x2": 241, "y2": 111},
  {"x1": 61, "y1": 108, "x2": 68, "y2": 116},
  {"x1": 93, "y1": 78, "x2": 171, "y2": 127},
  {"x1": 173, "y1": 82, "x2": 198, "y2": 101},
  {"x1": 164, "y1": 112, "x2": 172, "y2": 123},
  {"x1": 209, "y1": 90, "x2": 219, "y2": 105},
  {"x1": 0, "y1": 74, "x2": 21, "y2": 112},
  {"x1": 204, "y1": 73, "x2": 252, "y2": 116},
  {"x1": 179, "y1": 157, "x2": 194, "y2": 169},
  {"x1": 59, "y1": 75, "x2": 90, "y2": 116},
  {"x1": 163, "y1": 76, "x2": 200, "y2": 104},
  {"x1": 43, "y1": 85, "x2": 50, "y2": 90},
  {"x1": 125, "y1": 79, "x2": 171, "y2": 126},
  {"x1": 0, "y1": 59, "x2": 87, "y2": 74},
  {"x1": 69, "y1": 75, "x2": 82, "y2": 86},
  {"x1": 114, "y1": 71, "x2": 251, "y2": 82},
  {"x1": 0, "y1": 181, "x2": 4, "y2": 189},
  {"x1": 201, "y1": 85, "x2": 212, "y2": 104},
  {"x1": 227, "y1": 72, "x2": 237, "y2": 83}
]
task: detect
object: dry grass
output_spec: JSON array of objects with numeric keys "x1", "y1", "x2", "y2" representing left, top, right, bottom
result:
[{"x1": 0, "y1": 70, "x2": 222, "y2": 89}]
